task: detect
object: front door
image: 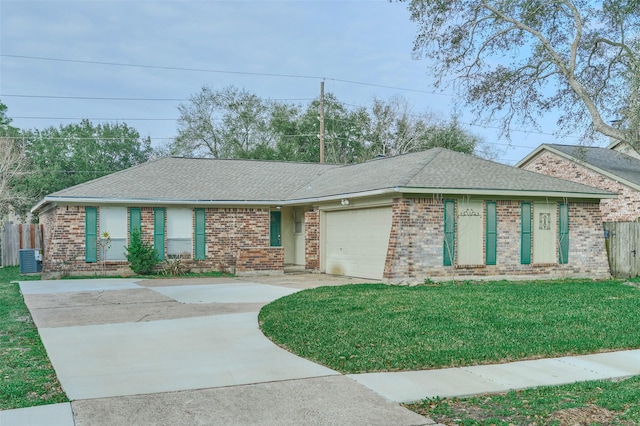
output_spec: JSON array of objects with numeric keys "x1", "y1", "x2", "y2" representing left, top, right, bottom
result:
[{"x1": 270, "y1": 211, "x2": 281, "y2": 247}]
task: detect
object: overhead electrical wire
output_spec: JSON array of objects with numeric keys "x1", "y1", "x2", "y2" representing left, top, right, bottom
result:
[
  {"x1": 0, "y1": 53, "x2": 452, "y2": 96},
  {"x1": 1, "y1": 52, "x2": 583, "y2": 155}
]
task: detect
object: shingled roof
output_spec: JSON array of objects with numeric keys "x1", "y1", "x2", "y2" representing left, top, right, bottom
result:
[
  {"x1": 518, "y1": 143, "x2": 640, "y2": 189},
  {"x1": 33, "y1": 148, "x2": 614, "y2": 212}
]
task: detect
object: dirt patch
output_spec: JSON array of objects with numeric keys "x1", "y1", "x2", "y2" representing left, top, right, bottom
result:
[
  {"x1": 410, "y1": 401, "x2": 632, "y2": 426},
  {"x1": 550, "y1": 404, "x2": 630, "y2": 425}
]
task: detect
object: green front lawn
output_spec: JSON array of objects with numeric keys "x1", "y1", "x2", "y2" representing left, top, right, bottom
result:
[
  {"x1": 0, "y1": 266, "x2": 67, "y2": 410},
  {"x1": 259, "y1": 280, "x2": 640, "y2": 374},
  {"x1": 408, "y1": 376, "x2": 640, "y2": 425}
]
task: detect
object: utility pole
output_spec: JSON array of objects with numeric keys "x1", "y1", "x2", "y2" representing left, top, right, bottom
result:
[{"x1": 319, "y1": 81, "x2": 325, "y2": 163}]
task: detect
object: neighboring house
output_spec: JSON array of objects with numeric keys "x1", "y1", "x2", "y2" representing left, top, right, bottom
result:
[
  {"x1": 32, "y1": 148, "x2": 614, "y2": 281},
  {"x1": 517, "y1": 142, "x2": 640, "y2": 222}
]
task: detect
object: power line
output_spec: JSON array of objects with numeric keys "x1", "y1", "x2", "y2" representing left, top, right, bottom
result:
[
  {"x1": 0, "y1": 93, "x2": 315, "y2": 102},
  {"x1": 3, "y1": 94, "x2": 186, "y2": 102},
  {"x1": 1, "y1": 53, "x2": 453, "y2": 97},
  {"x1": 12, "y1": 116, "x2": 176, "y2": 121}
]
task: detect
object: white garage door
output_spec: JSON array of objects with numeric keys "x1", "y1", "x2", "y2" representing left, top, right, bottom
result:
[{"x1": 324, "y1": 207, "x2": 393, "y2": 280}]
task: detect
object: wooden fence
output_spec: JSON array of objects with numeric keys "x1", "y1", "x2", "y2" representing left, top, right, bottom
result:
[
  {"x1": 603, "y1": 222, "x2": 640, "y2": 278},
  {"x1": 0, "y1": 222, "x2": 44, "y2": 267}
]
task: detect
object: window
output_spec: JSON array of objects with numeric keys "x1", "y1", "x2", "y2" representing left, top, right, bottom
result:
[
  {"x1": 85, "y1": 207, "x2": 97, "y2": 263},
  {"x1": 154, "y1": 208, "x2": 165, "y2": 260},
  {"x1": 443, "y1": 200, "x2": 455, "y2": 266},
  {"x1": 485, "y1": 202, "x2": 497, "y2": 266},
  {"x1": 194, "y1": 208, "x2": 206, "y2": 260},
  {"x1": 99, "y1": 207, "x2": 127, "y2": 261},
  {"x1": 167, "y1": 208, "x2": 192, "y2": 257},
  {"x1": 294, "y1": 209, "x2": 303, "y2": 234}
]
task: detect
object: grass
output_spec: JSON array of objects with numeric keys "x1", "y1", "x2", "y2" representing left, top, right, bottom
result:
[
  {"x1": 0, "y1": 266, "x2": 68, "y2": 410},
  {"x1": 0, "y1": 265, "x2": 230, "y2": 410},
  {"x1": 407, "y1": 376, "x2": 640, "y2": 425},
  {"x1": 259, "y1": 280, "x2": 640, "y2": 374}
]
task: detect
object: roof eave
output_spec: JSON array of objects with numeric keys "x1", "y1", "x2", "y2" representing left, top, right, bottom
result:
[
  {"x1": 32, "y1": 185, "x2": 614, "y2": 214},
  {"x1": 31, "y1": 196, "x2": 285, "y2": 213},
  {"x1": 515, "y1": 144, "x2": 548, "y2": 168},
  {"x1": 393, "y1": 186, "x2": 615, "y2": 199}
]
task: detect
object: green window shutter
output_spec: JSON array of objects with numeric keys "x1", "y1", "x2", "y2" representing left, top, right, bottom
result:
[
  {"x1": 85, "y1": 207, "x2": 98, "y2": 263},
  {"x1": 443, "y1": 200, "x2": 455, "y2": 266},
  {"x1": 521, "y1": 202, "x2": 532, "y2": 265},
  {"x1": 486, "y1": 201, "x2": 497, "y2": 265},
  {"x1": 194, "y1": 208, "x2": 206, "y2": 260},
  {"x1": 129, "y1": 208, "x2": 141, "y2": 236},
  {"x1": 559, "y1": 202, "x2": 569, "y2": 264},
  {"x1": 154, "y1": 208, "x2": 165, "y2": 260},
  {"x1": 270, "y1": 211, "x2": 282, "y2": 247}
]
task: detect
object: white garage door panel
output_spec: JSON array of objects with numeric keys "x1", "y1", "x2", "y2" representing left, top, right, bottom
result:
[{"x1": 325, "y1": 207, "x2": 392, "y2": 279}]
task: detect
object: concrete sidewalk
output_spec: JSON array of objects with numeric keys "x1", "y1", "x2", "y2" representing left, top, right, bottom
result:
[
  {"x1": 349, "y1": 349, "x2": 640, "y2": 403},
  {"x1": 3, "y1": 349, "x2": 640, "y2": 425}
]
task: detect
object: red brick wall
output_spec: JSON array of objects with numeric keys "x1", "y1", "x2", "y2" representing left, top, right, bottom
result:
[
  {"x1": 522, "y1": 150, "x2": 640, "y2": 222},
  {"x1": 236, "y1": 247, "x2": 284, "y2": 273},
  {"x1": 40, "y1": 205, "x2": 134, "y2": 277},
  {"x1": 41, "y1": 205, "x2": 282, "y2": 277},
  {"x1": 305, "y1": 208, "x2": 320, "y2": 271},
  {"x1": 383, "y1": 197, "x2": 610, "y2": 281}
]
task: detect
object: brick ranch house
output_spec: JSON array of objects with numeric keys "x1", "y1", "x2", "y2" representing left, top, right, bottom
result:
[
  {"x1": 517, "y1": 141, "x2": 640, "y2": 222},
  {"x1": 32, "y1": 148, "x2": 614, "y2": 281}
]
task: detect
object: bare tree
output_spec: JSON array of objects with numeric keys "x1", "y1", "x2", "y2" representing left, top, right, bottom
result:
[
  {"x1": 367, "y1": 96, "x2": 496, "y2": 158},
  {"x1": 0, "y1": 138, "x2": 28, "y2": 218},
  {"x1": 398, "y1": 0, "x2": 639, "y2": 145},
  {"x1": 174, "y1": 86, "x2": 273, "y2": 158}
]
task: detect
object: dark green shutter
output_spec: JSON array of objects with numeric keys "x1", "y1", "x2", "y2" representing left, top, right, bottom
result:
[
  {"x1": 270, "y1": 211, "x2": 282, "y2": 247},
  {"x1": 443, "y1": 200, "x2": 455, "y2": 266},
  {"x1": 486, "y1": 201, "x2": 497, "y2": 265},
  {"x1": 194, "y1": 208, "x2": 206, "y2": 260},
  {"x1": 559, "y1": 202, "x2": 569, "y2": 264},
  {"x1": 85, "y1": 207, "x2": 98, "y2": 263},
  {"x1": 521, "y1": 202, "x2": 532, "y2": 264},
  {"x1": 129, "y1": 208, "x2": 141, "y2": 236},
  {"x1": 154, "y1": 208, "x2": 165, "y2": 260}
]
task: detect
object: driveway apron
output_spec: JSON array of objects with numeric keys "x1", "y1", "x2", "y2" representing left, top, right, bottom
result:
[
  {"x1": 19, "y1": 277, "x2": 431, "y2": 425},
  {"x1": 21, "y1": 279, "x2": 336, "y2": 400}
]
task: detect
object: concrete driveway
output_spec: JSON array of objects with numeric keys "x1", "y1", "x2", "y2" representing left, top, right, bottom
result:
[{"x1": 15, "y1": 275, "x2": 430, "y2": 426}]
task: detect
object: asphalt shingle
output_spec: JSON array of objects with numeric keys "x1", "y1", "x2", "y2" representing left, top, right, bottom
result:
[
  {"x1": 544, "y1": 144, "x2": 640, "y2": 188},
  {"x1": 40, "y1": 148, "x2": 612, "y2": 208}
]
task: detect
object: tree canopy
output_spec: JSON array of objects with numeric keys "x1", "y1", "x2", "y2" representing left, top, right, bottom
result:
[
  {"x1": 12, "y1": 119, "x2": 153, "y2": 218},
  {"x1": 171, "y1": 85, "x2": 492, "y2": 163},
  {"x1": 398, "y1": 0, "x2": 639, "y2": 145}
]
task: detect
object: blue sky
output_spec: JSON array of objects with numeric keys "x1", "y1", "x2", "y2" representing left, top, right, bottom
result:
[{"x1": 0, "y1": 0, "x2": 596, "y2": 165}]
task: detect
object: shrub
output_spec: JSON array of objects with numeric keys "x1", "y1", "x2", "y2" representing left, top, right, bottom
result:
[{"x1": 125, "y1": 227, "x2": 159, "y2": 275}]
